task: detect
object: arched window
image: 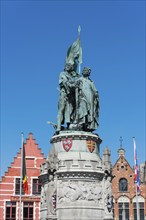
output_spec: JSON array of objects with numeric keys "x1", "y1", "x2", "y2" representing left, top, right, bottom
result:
[
  {"x1": 118, "y1": 196, "x2": 130, "y2": 220},
  {"x1": 119, "y1": 178, "x2": 128, "y2": 192},
  {"x1": 133, "y1": 196, "x2": 145, "y2": 220}
]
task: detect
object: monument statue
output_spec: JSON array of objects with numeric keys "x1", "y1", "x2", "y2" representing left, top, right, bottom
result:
[
  {"x1": 76, "y1": 67, "x2": 99, "y2": 131},
  {"x1": 56, "y1": 65, "x2": 99, "y2": 132},
  {"x1": 56, "y1": 33, "x2": 99, "y2": 133},
  {"x1": 56, "y1": 63, "x2": 80, "y2": 132},
  {"x1": 40, "y1": 28, "x2": 113, "y2": 220},
  {"x1": 102, "y1": 170, "x2": 114, "y2": 218}
]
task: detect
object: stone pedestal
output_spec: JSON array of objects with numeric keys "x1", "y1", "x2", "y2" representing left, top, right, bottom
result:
[{"x1": 39, "y1": 131, "x2": 113, "y2": 220}]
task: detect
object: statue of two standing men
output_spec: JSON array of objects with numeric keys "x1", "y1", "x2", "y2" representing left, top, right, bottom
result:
[{"x1": 56, "y1": 63, "x2": 99, "y2": 133}]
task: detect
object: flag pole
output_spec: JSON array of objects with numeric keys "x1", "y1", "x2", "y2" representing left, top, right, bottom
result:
[
  {"x1": 135, "y1": 182, "x2": 139, "y2": 220},
  {"x1": 133, "y1": 137, "x2": 139, "y2": 220},
  {"x1": 19, "y1": 132, "x2": 24, "y2": 220},
  {"x1": 78, "y1": 25, "x2": 81, "y2": 75}
]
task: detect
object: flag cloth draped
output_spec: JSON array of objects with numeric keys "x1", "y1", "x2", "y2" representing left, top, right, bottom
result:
[
  {"x1": 65, "y1": 37, "x2": 82, "y2": 71},
  {"x1": 22, "y1": 143, "x2": 28, "y2": 194},
  {"x1": 133, "y1": 138, "x2": 140, "y2": 193}
]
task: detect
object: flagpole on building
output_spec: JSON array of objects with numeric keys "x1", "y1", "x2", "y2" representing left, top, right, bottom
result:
[
  {"x1": 133, "y1": 137, "x2": 139, "y2": 220},
  {"x1": 19, "y1": 132, "x2": 24, "y2": 220}
]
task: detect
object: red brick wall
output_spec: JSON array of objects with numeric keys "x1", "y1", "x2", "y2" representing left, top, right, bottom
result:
[
  {"x1": 112, "y1": 155, "x2": 146, "y2": 219},
  {"x1": 0, "y1": 133, "x2": 46, "y2": 220}
]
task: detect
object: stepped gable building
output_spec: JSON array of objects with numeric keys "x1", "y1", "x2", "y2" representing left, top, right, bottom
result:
[
  {"x1": 112, "y1": 143, "x2": 146, "y2": 220},
  {"x1": 0, "y1": 133, "x2": 46, "y2": 220}
]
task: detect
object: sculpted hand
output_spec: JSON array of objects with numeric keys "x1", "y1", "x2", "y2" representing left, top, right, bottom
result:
[
  {"x1": 75, "y1": 80, "x2": 81, "y2": 87},
  {"x1": 94, "y1": 92, "x2": 99, "y2": 98}
]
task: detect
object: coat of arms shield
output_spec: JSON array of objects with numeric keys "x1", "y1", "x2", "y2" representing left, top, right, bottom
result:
[
  {"x1": 62, "y1": 138, "x2": 72, "y2": 152},
  {"x1": 87, "y1": 140, "x2": 96, "y2": 153}
]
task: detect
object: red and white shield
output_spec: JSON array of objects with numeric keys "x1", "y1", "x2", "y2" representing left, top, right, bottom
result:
[{"x1": 62, "y1": 138, "x2": 72, "y2": 152}]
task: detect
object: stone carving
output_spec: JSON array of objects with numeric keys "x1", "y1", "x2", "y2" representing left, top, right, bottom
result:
[
  {"x1": 40, "y1": 174, "x2": 57, "y2": 215},
  {"x1": 47, "y1": 148, "x2": 59, "y2": 173},
  {"x1": 103, "y1": 171, "x2": 114, "y2": 215},
  {"x1": 62, "y1": 138, "x2": 72, "y2": 152},
  {"x1": 86, "y1": 139, "x2": 96, "y2": 153},
  {"x1": 40, "y1": 182, "x2": 48, "y2": 209},
  {"x1": 46, "y1": 174, "x2": 57, "y2": 215},
  {"x1": 58, "y1": 180, "x2": 102, "y2": 204},
  {"x1": 106, "y1": 194, "x2": 114, "y2": 213},
  {"x1": 40, "y1": 148, "x2": 58, "y2": 219},
  {"x1": 40, "y1": 162, "x2": 49, "y2": 177}
]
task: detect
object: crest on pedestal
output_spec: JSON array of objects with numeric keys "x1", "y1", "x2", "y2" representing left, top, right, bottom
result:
[
  {"x1": 62, "y1": 138, "x2": 72, "y2": 152},
  {"x1": 86, "y1": 140, "x2": 96, "y2": 153}
]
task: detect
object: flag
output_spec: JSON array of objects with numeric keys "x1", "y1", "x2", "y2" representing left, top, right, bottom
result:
[
  {"x1": 65, "y1": 37, "x2": 82, "y2": 71},
  {"x1": 22, "y1": 143, "x2": 28, "y2": 194},
  {"x1": 133, "y1": 138, "x2": 140, "y2": 193}
]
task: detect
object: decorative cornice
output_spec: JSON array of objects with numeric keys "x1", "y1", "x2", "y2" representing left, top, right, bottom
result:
[
  {"x1": 56, "y1": 171, "x2": 104, "y2": 181},
  {"x1": 50, "y1": 131, "x2": 102, "y2": 144}
]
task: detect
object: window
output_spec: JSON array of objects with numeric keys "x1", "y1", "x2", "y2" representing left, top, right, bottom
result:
[
  {"x1": 133, "y1": 202, "x2": 144, "y2": 220},
  {"x1": 118, "y1": 202, "x2": 129, "y2": 220},
  {"x1": 23, "y1": 202, "x2": 33, "y2": 220},
  {"x1": 119, "y1": 178, "x2": 128, "y2": 192},
  {"x1": 121, "y1": 165, "x2": 124, "y2": 170},
  {"x1": 32, "y1": 179, "x2": 41, "y2": 195},
  {"x1": 6, "y1": 201, "x2": 16, "y2": 220},
  {"x1": 15, "y1": 178, "x2": 24, "y2": 195}
]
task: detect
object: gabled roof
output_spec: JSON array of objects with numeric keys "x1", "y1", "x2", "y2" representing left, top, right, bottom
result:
[
  {"x1": 113, "y1": 154, "x2": 134, "y2": 173},
  {"x1": 0, "y1": 133, "x2": 46, "y2": 181}
]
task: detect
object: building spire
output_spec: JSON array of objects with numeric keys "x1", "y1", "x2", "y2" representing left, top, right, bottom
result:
[
  {"x1": 118, "y1": 136, "x2": 125, "y2": 157},
  {"x1": 119, "y1": 136, "x2": 123, "y2": 148}
]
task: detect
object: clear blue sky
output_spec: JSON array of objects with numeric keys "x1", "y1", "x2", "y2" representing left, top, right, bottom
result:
[{"x1": 1, "y1": 0, "x2": 145, "y2": 177}]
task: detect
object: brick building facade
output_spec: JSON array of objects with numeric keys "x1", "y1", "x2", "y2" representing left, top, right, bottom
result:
[
  {"x1": 0, "y1": 133, "x2": 46, "y2": 220},
  {"x1": 112, "y1": 147, "x2": 146, "y2": 220}
]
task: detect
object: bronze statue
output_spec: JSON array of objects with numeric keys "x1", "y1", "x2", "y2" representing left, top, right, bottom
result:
[
  {"x1": 56, "y1": 63, "x2": 80, "y2": 132},
  {"x1": 56, "y1": 29, "x2": 99, "y2": 133},
  {"x1": 56, "y1": 66, "x2": 99, "y2": 132},
  {"x1": 77, "y1": 67, "x2": 99, "y2": 131}
]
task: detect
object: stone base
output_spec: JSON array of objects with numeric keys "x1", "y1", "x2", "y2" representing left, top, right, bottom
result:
[
  {"x1": 53, "y1": 131, "x2": 104, "y2": 219},
  {"x1": 40, "y1": 208, "x2": 48, "y2": 220},
  {"x1": 48, "y1": 215, "x2": 57, "y2": 220},
  {"x1": 104, "y1": 217, "x2": 113, "y2": 220},
  {"x1": 40, "y1": 131, "x2": 113, "y2": 220},
  {"x1": 57, "y1": 207, "x2": 104, "y2": 220}
]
